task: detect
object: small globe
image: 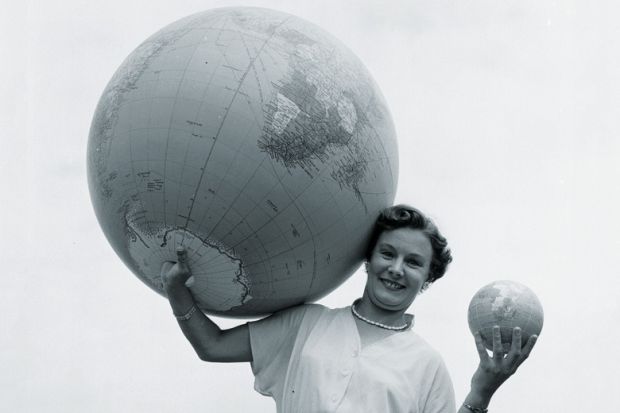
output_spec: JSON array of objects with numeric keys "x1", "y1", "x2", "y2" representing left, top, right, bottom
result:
[
  {"x1": 467, "y1": 280, "x2": 544, "y2": 351},
  {"x1": 87, "y1": 7, "x2": 398, "y2": 316}
]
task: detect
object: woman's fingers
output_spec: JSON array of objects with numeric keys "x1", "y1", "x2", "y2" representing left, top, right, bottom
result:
[
  {"x1": 474, "y1": 331, "x2": 489, "y2": 361},
  {"x1": 160, "y1": 247, "x2": 193, "y2": 291},
  {"x1": 160, "y1": 261, "x2": 175, "y2": 276},
  {"x1": 510, "y1": 327, "x2": 522, "y2": 355},
  {"x1": 492, "y1": 325, "x2": 504, "y2": 360},
  {"x1": 505, "y1": 327, "x2": 522, "y2": 365},
  {"x1": 176, "y1": 247, "x2": 188, "y2": 263},
  {"x1": 176, "y1": 247, "x2": 191, "y2": 272},
  {"x1": 515, "y1": 335, "x2": 538, "y2": 367}
]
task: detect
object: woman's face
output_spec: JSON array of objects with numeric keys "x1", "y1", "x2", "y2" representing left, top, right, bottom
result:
[{"x1": 365, "y1": 227, "x2": 433, "y2": 313}]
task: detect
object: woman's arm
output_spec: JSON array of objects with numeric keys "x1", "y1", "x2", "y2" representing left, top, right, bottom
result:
[
  {"x1": 162, "y1": 248, "x2": 252, "y2": 363},
  {"x1": 457, "y1": 326, "x2": 537, "y2": 413}
]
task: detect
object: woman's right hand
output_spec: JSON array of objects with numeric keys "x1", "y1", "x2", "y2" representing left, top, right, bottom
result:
[
  {"x1": 161, "y1": 248, "x2": 193, "y2": 292},
  {"x1": 160, "y1": 247, "x2": 253, "y2": 363}
]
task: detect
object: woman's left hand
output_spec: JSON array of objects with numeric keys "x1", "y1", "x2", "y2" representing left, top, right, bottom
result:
[{"x1": 470, "y1": 325, "x2": 538, "y2": 398}]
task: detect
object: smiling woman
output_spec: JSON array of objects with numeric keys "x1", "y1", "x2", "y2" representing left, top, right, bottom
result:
[
  {"x1": 161, "y1": 205, "x2": 537, "y2": 413},
  {"x1": 358, "y1": 206, "x2": 451, "y2": 321}
]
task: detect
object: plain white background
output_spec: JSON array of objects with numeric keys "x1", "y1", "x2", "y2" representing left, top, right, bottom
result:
[{"x1": 2, "y1": 0, "x2": 619, "y2": 411}]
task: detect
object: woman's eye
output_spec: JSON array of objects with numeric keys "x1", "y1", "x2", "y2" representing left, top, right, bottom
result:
[
  {"x1": 380, "y1": 251, "x2": 393, "y2": 258},
  {"x1": 406, "y1": 260, "x2": 420, "y2": 267}
]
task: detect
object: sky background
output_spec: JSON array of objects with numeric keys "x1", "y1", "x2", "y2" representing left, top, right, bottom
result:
[{"x1": 2, "y1": 0, "x2": 619, "y2": 411}]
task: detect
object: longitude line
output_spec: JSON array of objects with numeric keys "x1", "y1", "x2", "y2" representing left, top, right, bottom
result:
[{"x1": 181, "y1": 18, "x2": 291, "y2": 232}]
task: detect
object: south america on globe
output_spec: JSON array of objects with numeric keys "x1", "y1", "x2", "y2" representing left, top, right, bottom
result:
[
  {"x1": 87, "y1": 7, "x2": 398, "y2": 316},
  {"x1": 468, "y1": 280, "x2": 544, "y2": 351}
]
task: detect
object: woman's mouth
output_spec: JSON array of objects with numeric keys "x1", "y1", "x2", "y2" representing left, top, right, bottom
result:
[{"x1": 380, "y1": 278, "x2": 405, "y2": 290}]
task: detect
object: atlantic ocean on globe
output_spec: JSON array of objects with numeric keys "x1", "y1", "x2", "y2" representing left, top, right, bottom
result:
[
  {"x1": 87, "y1": 8, "x2": 398, "y2": 316},
  {"x1": 468, "y1": 280, "x2": 544, "y2": 351}
]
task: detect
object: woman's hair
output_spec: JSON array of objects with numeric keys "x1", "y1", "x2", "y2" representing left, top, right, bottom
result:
[{"x1": 364, "y1": 204, "x2": 453, "y2": 284}]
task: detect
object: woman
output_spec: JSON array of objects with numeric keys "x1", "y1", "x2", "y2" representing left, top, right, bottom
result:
[{"x1": 162, "y1": 205, "x2": 537, "y2": 412}]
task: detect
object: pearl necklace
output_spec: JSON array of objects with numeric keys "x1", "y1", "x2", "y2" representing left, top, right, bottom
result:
[{"x1": 350, "y1": 300, "x2": 409, "y2": 331}]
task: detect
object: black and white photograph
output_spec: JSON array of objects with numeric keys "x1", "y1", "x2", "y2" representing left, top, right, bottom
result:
[{"x1": 2, "y1": 0, "x2": 618, "y2": 412}]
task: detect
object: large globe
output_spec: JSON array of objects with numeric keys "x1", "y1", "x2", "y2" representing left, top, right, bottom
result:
[
  {"x1": 468, "y1": 280, "x2": 544, "y2": 351},
  {"x1": 87, "y1": 7, "x2": 398, "y2": 316}
]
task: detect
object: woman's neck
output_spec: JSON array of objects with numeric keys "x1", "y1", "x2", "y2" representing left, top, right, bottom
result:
[{"x1": 355, "y1": 294, "x2": 408, "y2": 328}]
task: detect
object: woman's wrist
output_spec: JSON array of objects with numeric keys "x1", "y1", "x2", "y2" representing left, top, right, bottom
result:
[
  {"x1": 470, "y1": 370, "x2": 501, "y2": 400},
  {"x1": 463, "y1": 387, "x2": 494, "y2": 411},
  {"x1": 462, "y1": 403, "x2": 488, "y2": 413},
  {"x1": 164, "y1": 279, "x2": 197, "y2": 316}
]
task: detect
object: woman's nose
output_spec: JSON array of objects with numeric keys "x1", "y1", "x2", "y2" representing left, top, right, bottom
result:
[{"x1": 388, "y1": 259, "x2": 404, "y2": 276}]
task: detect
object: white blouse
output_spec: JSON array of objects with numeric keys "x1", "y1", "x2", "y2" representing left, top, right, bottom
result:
[{"x1": 248, "y1": 304, "x2": 456, "y2": 413}]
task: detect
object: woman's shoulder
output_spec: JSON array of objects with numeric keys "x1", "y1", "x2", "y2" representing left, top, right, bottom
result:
[
  {"x1": 249, "y1": 303, "x2": 329, "y2": 337},
  {"x1": 269, "y1": 302, "x2": 329, "y2": 322}
]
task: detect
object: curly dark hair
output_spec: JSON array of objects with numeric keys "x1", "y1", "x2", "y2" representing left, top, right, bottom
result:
[{"x1": 364, "y1": 204, "x2": 453, "y2": 284}]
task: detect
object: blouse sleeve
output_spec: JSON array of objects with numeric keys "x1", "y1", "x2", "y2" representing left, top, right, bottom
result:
[
  {"x1": 247, "y1": 304, "x2": 312, "y2": 397},
  {"x1": 422, "y1": 358, "x2": 456, "y2": 413}
]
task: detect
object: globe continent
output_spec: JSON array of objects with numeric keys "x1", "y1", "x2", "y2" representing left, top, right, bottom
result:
[
  {"x1": 468, "y1": 280, "x2": 544, "y2": 351},
  {"x1": 87, "y1": 7, "x2": 398, "y2": 316}
]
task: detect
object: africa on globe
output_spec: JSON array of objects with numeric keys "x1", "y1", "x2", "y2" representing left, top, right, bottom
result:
[
  {"x1": 87, "y1": 7, "x2": 398, "y2": 316},
  {"x1": 468, "y1": 280, "x2": 544, "y2": 351}
]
